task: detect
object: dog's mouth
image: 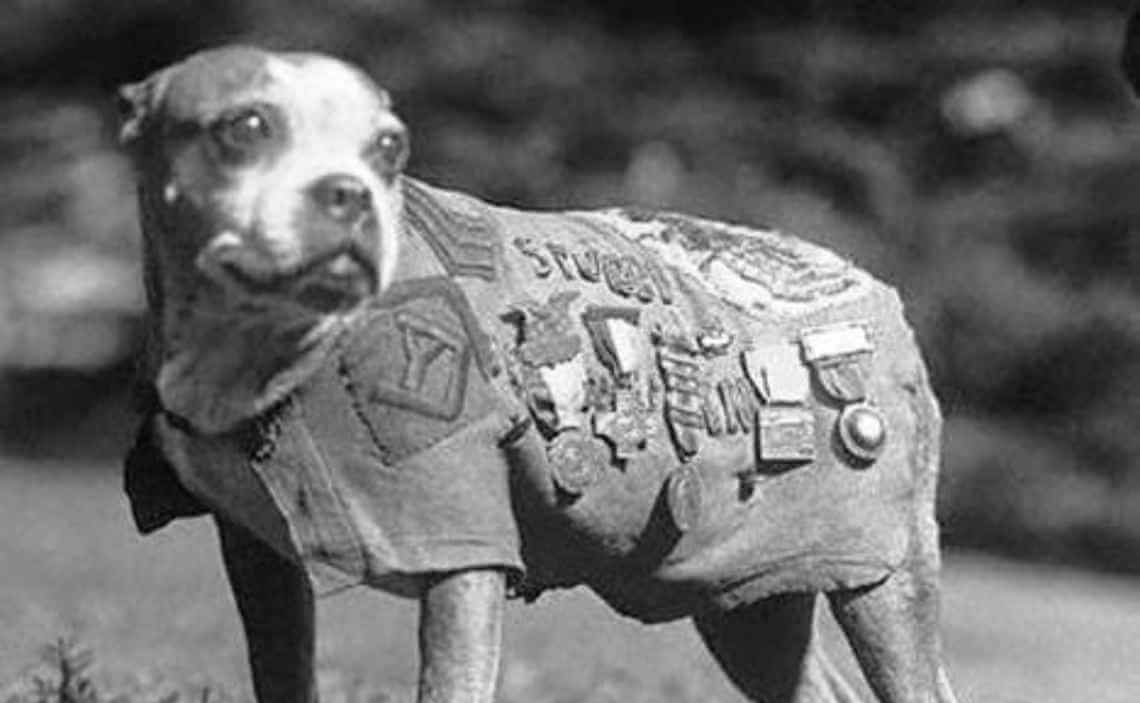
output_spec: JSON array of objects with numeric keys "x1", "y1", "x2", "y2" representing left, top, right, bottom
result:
[{"x1": 214, "y1": 243, "x2": 379, "y2": 313}]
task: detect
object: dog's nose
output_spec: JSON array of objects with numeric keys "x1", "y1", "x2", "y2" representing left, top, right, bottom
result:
[{"x1": 309, "y1": 173, "x2": 372, "y2": 224}]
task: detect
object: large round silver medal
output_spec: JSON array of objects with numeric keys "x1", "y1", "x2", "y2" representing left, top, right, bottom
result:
[{"x1": 837, "y1": 402, "x2": 887, "y2": 462}]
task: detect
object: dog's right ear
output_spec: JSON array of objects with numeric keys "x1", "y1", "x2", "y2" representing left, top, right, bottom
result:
[
  {"x1": 117, "y1": 69, "x2": 171, "y2": 148},
  {"x1": 1123, "y1": 10, "x2": 1140, "y2": 97}
]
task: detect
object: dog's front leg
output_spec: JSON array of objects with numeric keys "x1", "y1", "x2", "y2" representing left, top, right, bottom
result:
[
  {"x1": 417, "y1": 568, "x2": 506, "y2": 703},
  {"x1": 216, "y1": 517, "x2": 317, "y2": 703}
]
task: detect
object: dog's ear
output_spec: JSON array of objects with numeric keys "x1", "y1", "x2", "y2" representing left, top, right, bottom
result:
[
  {"x1": 1123, "y1": 10, "x2": 1140, "y2": 97},
  {"x1": 117, "y1": 68, "x2": 172, "y2": 147}
]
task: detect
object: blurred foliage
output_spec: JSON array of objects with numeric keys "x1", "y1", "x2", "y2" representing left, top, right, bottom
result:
[
  {"x1": 2, "y1": 0, "x2": 1140, "y2": 573},
  {"x1": 2, "y1": 637, "x2": 218, "y2": 703}
]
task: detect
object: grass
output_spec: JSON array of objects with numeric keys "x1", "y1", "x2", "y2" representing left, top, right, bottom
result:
[
  {"x1": 3, "y1": 459, "x2": 1140, "y2": 702},
  {"x1": 2, "y1": 637, "x2": 220, "y2": 703}
]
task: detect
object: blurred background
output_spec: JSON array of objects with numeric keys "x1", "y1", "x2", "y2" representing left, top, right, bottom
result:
[{"x1": 2, "y1": 1, "x2": 1140, "y2": 701}]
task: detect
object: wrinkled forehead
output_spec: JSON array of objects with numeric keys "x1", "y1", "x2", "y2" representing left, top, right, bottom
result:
[{"x1": 160, "y1": 47, "x2": 395, "y2": 140}]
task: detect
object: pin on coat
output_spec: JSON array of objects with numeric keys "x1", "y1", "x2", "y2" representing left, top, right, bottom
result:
[{"x1": 119, "y1": 46, "x2": 960, "y2": 703}]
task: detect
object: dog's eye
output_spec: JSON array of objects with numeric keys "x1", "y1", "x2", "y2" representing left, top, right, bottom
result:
[
  {"x1": 367, "y1": 130, "x2": 409, "y2": 174},
  {"x1": 211, "y1": 108, "x2": 272, "y2": 161}
]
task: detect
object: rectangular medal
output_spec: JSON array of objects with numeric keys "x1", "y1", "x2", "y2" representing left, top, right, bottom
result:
[
  {"x1": 743, "y1": 342, "x2": 810, "y2": 403},
  {"x1": 757, "y1": 406, "x2": 816, "y2": 462},
  {"x1": 800, "y1": 323, "x2": 872, "y2": 362}
]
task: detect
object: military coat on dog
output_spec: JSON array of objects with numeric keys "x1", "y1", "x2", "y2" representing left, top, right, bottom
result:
[
  {"x1": 120, "y1": 46, "x2": 960, "y2": 703},
  {"x1": 128, "y1": 177, "x2": 937, "y2": 624}
]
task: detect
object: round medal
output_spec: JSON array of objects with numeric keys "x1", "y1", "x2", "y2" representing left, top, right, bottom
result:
[
  {"x1": 838, "y1": 402, "x2": 887, "y2": 463},
  {"x1": 547, "y1": 429, "x2": 608, "y2": 496}
]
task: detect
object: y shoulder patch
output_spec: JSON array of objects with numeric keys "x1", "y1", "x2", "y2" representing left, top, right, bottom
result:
[{"x1": 339, "y1": 277, "x2": 501, "y2": 463}]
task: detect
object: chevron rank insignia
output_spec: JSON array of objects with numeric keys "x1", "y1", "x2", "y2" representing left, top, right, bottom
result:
[{"x1": 402, "y1": 180, "x2": 499, "y2": 281}]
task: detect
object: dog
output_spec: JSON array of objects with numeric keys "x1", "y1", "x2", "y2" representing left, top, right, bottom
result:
[{"x1": 119, "y1": 46, "x2": 959, "y2": 703}]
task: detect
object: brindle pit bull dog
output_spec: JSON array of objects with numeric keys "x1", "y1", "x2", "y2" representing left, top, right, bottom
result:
[{"x1": 118, "y1": 46, "x2": 959, "y2": 703}]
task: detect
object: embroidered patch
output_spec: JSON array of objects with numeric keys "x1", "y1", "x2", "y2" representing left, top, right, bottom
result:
[
  {"x1": 545, "y1": 241, "x2": 576, "y2": 279},
  {"x1": 573, "y1": 248, "x2": 602, "y2": 281},
  {"x1": 595, "y1": 208, "x2": 869, "y2": 313},
  {"x1": 505, "y1": 291, "x2": 582, "y2": 368},
  {"x1": 340, "y1": 277, "x2": 498, "y2": 462},
  {"x1": 601, "y1": 254, "x2": 656, "y2": 301},
  {"x1": 402, "y1": 180, "x2": 499, "y2": 281},
  {"x1": 560, "y1": 214, "x2": 678, "y2": 304},
  {"x1": 512, "y1": 237, "x2": 553, "y2": 278}
]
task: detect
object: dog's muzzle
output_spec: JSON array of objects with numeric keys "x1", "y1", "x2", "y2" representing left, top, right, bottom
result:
[
  {"x1": 211, "y1": 240, "x2": 378, "y2": 313},
  {"x1": 200, "y1": 172, "x2": 384, "y2": 313}
]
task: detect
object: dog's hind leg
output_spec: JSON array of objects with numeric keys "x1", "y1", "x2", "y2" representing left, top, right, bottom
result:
[
  {"x1": 827, "y1": 554, "x2": 958, "y2": 703},
  {"x1": 827, "y1": 366, "x2": 958, "y2": 703},
  {"x1": 826, "y1": 503, "x2": 959, "y2": 703},
  {"x1": 216, "y1": 516, "x2": 318, "y2": 703},
  {"x1": 693, "y1": 593, "x2": 866, "y2": 703}
]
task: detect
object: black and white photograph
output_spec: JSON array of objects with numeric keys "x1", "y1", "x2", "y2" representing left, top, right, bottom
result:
[{"x1": 1, "y1": 1, "x2": 1138, "y2": 701}]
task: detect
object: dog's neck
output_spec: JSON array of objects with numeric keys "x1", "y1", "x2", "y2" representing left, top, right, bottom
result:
[
  {"x1": 154, "y1": 294, "x2": 349, "y2": 435},
  {"x1": 143, "y1": 206, "x2": 365, "y2": 436}
]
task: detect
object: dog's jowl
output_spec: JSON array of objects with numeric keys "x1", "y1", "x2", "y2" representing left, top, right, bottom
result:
[{"x1": 120, "y1": 46, "x2": 959, "y2": 703}]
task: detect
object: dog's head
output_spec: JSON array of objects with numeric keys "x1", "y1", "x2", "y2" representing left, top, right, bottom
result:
[
  {"x1": 120, "y1": 46, "x2": 408, "y2": 431},
  {"x1": 120, "y1": 45, "x2": 406, "y2": 317}
]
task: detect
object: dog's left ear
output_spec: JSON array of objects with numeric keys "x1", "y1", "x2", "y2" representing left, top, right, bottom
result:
[
  {"x1": 1123, "y1": 9, "x2": 1140, "y2": 97},
  {"x1": 117, "y1": 68, "x2": 172, "y2": 148}
]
